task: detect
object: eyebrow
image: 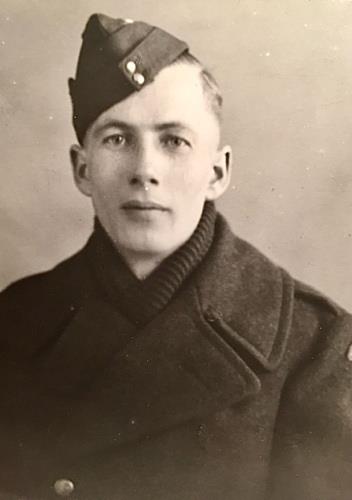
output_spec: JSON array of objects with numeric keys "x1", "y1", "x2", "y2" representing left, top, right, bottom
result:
[
  {"x1": 154, "y1": 121, "x2": 192, "y2": 133},
  {"x1": 93, "y1": 120, "x2": 134, "y2": 138},
  {"x1": 93, "y1": 119, "x2": 194, "y2": 137}
]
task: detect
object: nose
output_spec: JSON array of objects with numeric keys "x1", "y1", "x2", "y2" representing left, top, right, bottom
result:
[{"x1": 129, "y1": 138, "x2": 160, "y2": 189}]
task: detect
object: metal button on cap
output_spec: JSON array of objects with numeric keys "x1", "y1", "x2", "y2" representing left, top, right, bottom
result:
[
  {"x1": 347, "y1": 344, "x2": 352, "y2": 362},
  {"x1": 124, "y1": 18, "x2": 134, "y2": 24},
  {"x1": 126, "y1": 60, "x2": 137, "y2": 74},
  {"x1": 133, "y1": 73, "x2": 145, "y2": 85},
  {"x1": 53, "y1": 478, "x2": 75, "y2": 497}
]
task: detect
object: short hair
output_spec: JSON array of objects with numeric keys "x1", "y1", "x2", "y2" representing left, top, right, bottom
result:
[{"x1": 171, "y1": 52, "x2": 223, "y2": 124}]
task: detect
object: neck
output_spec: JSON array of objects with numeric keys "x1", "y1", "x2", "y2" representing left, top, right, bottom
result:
[
  {"x1": 105, "y1": 223, "x2": 206, "y2": 281},
  {"x1": 116, "y1": 231, "x2": 198, "y2": 279},
  {"x1": 117, "y1": 250, "x2": 167, "y2": 280}
]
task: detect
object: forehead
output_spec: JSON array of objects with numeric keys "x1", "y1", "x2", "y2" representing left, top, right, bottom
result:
[{"x1": 88, "y1": 63, "x2": 220, "y2": 137}]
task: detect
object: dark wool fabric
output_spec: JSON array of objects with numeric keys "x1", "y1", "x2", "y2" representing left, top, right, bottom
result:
[
  {"x1": 88, "y1": 201, "x2": 216, "y2": 326},
  {"x1": 1, "y1": 212, "x2": 352, "y2": 500}
]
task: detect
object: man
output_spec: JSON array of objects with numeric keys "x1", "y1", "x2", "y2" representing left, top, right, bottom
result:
[{"x1": 1, "y1": 13, "x2": 352, "y2": 500}]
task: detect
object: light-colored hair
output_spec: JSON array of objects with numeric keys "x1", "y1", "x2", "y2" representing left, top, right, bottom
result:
[{"x1": 172, "y1": 52, "x2": 223, "y2": 124}]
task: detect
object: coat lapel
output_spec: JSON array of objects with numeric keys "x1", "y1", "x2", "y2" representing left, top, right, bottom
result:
[
  {"x1": 29, "y1": 283, "x2": 260, "y2": 452},
  {"x1": 24, "y1": 214, "x2": 294, "y2": 450},
  {"x1": 195, "y1": 215, "x2": 295, "y2": 371}
]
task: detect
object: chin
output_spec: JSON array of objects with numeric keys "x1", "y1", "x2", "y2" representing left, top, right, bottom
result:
[
  {"x1": 117, "y1": 233, "x2": 179, "y2": 259},
  {"x1": 108, "y1": 219, "x2": 195, "y2": 260}
]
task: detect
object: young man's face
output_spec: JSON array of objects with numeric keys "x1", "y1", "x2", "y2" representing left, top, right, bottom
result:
[{"x1": 72, "y1": 62, "x2": 231, "y2": 262}]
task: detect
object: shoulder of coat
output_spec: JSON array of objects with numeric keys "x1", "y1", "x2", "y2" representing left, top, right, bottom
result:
[
  {"x1": 293, "y1": 278, "x2": 346, "y2": 318},
  {"x1": 0, "y1": 245, "x2": 87, "y2": 303},
  {"x1": 288, "y1": 279, "x2": 352, "y2": 384},
  {"x1": 0, "y1": 244, "x2": 91, "y2": 354}
]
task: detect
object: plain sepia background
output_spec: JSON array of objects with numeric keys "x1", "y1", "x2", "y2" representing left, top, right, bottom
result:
[{"x1": 1, "y1": 0, "x2": 351, "y2": 309}]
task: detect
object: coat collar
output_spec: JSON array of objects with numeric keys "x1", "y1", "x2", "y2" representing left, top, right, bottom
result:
[
  {"x1": 24, "y1": 214, "x2": 294, "y2": 448},
  {"x1": 195, "y1": 214, "x2": 295, "y2": 371}
]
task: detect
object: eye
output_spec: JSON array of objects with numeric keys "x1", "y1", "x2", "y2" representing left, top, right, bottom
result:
[
  {"x1": 102, "y1": 133, "x2": 127, "y2": 147},
  {"x1": 162, "y1": 135, "x2": 191, "y2": 150}
]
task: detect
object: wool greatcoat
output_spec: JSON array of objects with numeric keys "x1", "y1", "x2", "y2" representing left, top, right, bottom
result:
[{"x1": 1, "y1": 213, "x2": 352, "y2": 500}]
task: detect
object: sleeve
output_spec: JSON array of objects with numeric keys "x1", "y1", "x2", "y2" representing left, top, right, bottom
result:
[{"x1": 267, "y1": 311, "x2": 352, "y2": 500}]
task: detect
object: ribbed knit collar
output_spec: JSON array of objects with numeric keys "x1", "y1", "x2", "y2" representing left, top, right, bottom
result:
[{"x1": 86, "y1": 201, "x2": 217, "y2": 327}]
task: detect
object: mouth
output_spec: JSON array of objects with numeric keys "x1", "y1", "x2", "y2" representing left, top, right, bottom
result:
[{"x1": 121, "y1": 200, "x2": 170, "y2": 212}]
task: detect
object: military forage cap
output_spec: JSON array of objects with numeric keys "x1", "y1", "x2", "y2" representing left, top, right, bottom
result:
[{"x1": 69, "y1": 13, "x2": 189, "y2": 143}]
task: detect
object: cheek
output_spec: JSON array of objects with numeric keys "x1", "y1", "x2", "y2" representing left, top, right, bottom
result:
[
  {"x1": 174, "y1": 157, "x2": 213, "y2": 195},
  {"x1": 88, "y1": 155, "x2": 125, "y2": 193}
]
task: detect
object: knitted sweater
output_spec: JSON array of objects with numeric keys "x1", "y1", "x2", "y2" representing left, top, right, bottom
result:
[{"x1": 87, "y1": 201, "x2": 216, "y2": 325}]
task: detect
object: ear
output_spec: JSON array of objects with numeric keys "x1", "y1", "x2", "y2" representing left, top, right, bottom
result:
[
  {"x1": 205, "y1": 145, "x2": 232, "y2": 201},
  {"x1": 70, "y1": 144, "x2": 92, "y2": 197}
]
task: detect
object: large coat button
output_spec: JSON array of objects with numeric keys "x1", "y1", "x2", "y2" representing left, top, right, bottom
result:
[{"x1": 53, "y1": 478, "x2": 75, "y2": 497}]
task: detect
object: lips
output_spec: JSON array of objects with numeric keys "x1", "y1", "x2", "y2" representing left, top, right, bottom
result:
[{"x1": 121, "y1": 200, "x2": 169, "y2": 211}]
